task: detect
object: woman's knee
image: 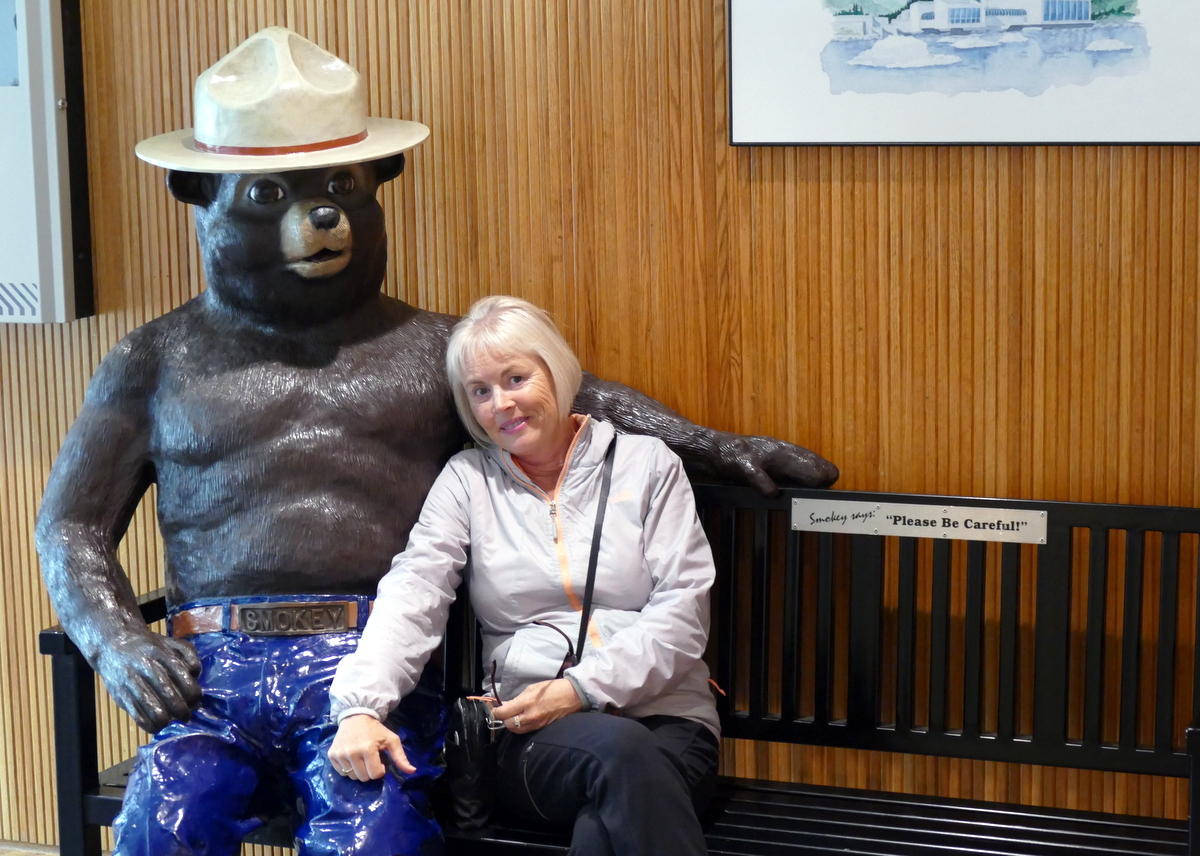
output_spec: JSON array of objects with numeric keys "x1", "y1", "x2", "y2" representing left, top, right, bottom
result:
[{"x1": 574, "y1": 715, "x2": 663, "y2": 774}]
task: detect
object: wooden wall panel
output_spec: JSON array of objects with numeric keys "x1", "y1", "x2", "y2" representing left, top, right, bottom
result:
[{"x1": 0, "y1": 0, "x2": 1197, "y2": 846}]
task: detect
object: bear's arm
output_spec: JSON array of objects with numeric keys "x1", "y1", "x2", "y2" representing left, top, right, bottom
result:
[
  {"x1": 573, "y1": 371, "x2": 838, "y2": 493},
  {"x1": 36, "y1": 332, "x2": 202, "y2": 732}
]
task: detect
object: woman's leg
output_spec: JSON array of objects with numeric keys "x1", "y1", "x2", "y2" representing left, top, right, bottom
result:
[
  {"x1": 637, "y1": 715, "x2": 721, "y2": 814},
  {"x1": 495, "y1": 712, "x2": 718, "y2": 856},
  {"x1": 567, "y1": 807, "x2": 614, "y2": 856}
]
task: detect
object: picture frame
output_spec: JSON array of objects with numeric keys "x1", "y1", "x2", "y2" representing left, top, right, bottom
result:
[{"x1": 728, "y1": 0, "x2": 1198, "y2": 145}]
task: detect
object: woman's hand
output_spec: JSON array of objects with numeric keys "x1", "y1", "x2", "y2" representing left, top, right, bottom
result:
[
  {"x1": 328, "y1": 713, "x2": 416, "y2": 780},
  {"x1": 492, "y1": 678, "x2": 583, "y2": 734}
]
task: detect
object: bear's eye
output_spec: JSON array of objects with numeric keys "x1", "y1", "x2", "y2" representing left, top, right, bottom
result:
[
  {"x1": 248, "y1": 180, "x2": 284, "y2": 204},
  {"x1": 327, "y1": 173, "x2": 355, "y2": 195}
]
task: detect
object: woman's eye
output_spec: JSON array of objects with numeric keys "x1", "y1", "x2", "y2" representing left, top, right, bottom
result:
[
  {"x1": 509, "y1": 375, "x2": 524, "y2": 385},
  {"x1": 248, "y1": 180, "x2": 284, "y2": 204},
  {"x1": 328, "y1": 174, "x2": 355, "y2": 195}
]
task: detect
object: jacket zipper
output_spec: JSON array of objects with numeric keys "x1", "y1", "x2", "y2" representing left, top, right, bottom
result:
[{"x1": 503, "y1": 416, "x2": 602, "y2": 645}]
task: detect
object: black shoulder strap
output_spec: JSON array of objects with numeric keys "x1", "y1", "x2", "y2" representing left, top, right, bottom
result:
[{"x1": 576, "y1": 439, "x2": 617, "y2": 661}]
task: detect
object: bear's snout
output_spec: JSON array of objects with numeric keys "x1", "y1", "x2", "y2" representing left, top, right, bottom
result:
[
  {"x1": 309, "y1": 206, "x2": 341, "y2": 231},
  {"x1": 281, "y1": 201, "x2": 354, "y2": 279}
]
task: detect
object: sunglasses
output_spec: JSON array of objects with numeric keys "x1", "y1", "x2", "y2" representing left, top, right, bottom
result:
[
  {"x1": 464, "y1": 619, "x2": 580, "y2": 731},
  {"x1": 465, "y1": 660, "x2": 509, "y2": 731}
]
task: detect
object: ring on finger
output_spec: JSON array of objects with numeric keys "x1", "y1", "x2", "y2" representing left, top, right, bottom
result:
[{"x1": 513, "y1": 714, "x2": 522, "y2": 729}]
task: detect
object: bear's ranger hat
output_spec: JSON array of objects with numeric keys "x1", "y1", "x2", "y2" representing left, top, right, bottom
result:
[{"x1": 135, "y1": 27, "x2": 428, "y2": 173}]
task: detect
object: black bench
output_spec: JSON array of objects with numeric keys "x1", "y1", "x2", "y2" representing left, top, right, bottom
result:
[{"x1": 40, "y1": 486, "x2": 1200, "y2": 855}]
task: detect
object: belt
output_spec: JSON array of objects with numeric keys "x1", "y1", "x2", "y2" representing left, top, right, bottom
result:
[{"x1": 169, "y1": 596, "x2": 375, "y2": 638}]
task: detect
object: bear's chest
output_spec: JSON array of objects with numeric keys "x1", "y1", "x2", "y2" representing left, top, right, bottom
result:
[{"x1": 149, "y1": 329, "x2": 457, "y2": 466}]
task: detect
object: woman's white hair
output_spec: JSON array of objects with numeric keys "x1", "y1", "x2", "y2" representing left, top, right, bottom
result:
[{"x1": 446, "y1": 296, "x2": 582, "y2": 446}]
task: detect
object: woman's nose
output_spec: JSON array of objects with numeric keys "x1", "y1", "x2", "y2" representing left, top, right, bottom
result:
[{"x1": 492, "y1": 388, "x2": 513, "y2": 411}]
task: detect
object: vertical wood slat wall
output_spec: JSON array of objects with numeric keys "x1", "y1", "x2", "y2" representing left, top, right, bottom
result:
[{"x1": 0, "y1": 0, "x2": 1197, "y2": 847}]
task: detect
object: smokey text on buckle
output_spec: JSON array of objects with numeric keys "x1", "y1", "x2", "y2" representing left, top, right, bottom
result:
[{"x1": 236, "y1": 603, "x2": 350, "y2": 635}]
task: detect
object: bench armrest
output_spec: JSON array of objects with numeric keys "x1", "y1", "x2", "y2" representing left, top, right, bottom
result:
[{"x1": 39, "y1": 588, "x2": 169, "y2": 657}]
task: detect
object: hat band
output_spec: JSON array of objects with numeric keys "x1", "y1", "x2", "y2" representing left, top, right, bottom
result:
[{"x1": 193, "y1": 129, "x2": 369, "y2": 157}]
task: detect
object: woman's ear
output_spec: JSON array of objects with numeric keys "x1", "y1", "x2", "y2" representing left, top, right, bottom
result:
[
  {"x1": 372, "y1": 153, "x2": 406, "y2": 186},
  {"x1": 166, "y1": 171, "x2": 217, "y2": 207}
]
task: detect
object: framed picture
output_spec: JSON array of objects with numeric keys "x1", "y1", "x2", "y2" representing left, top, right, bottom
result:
[{"x1": 728, "y1": 0, "x2": 1198, "y2": 145}]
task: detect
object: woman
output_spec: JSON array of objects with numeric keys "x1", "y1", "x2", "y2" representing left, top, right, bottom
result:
[{"x1": 328, "y1": 296, "x2": 719, "y2": 856}]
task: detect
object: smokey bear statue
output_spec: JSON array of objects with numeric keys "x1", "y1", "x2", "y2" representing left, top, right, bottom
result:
[{"x1": 36, "y1": 27, "x2": 837, "y2": 856}]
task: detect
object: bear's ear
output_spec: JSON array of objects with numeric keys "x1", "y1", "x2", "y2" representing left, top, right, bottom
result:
[
  {"x1": 372, "y1": 153, "x2": 406, "y2": 186},
  {"x1": 166, "y1": 170, "x2": 217, "y2": 207}
]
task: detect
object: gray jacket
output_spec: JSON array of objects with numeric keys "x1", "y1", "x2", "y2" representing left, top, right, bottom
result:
[{"x1": 329, "y1": 417, "x2": 720, "y2": 736}]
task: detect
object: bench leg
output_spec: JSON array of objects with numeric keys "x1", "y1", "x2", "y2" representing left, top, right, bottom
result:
[
  {"x1": 51, "y1": 653, "x2": 102, "y2": 856},
  {"x1": 1188, "y1": 727, "x2": 1200, "y2": 856}
]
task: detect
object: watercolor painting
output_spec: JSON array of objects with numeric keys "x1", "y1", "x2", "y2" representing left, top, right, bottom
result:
[
  {"x1": 823, "y1": 0, "x2": 1146, "y2": 96},
  {"x1": 1, "y1": 0, "x2": 17, "y2": 86},
  {"x1": 729, "y1": 1, "x2": 1199, "y2": 144}
]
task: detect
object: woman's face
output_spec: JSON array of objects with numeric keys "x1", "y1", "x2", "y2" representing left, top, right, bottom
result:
[{"x1": 462, "y1": 349, "x2": 566, "y2": 460}]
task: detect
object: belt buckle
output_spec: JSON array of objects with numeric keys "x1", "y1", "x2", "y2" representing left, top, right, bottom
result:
[{"x1": 234, "y1": 601, "x2": 355, "y2": 636}]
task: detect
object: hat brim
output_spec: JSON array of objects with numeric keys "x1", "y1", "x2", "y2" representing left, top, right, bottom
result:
[{"x1": 134, "y1": 118, "x2": 430, "y2": 174}]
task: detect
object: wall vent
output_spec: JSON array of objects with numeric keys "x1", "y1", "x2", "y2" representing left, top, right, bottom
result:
[{"x1": 0, "y1": 282, "x2": 42, "y2": 320}]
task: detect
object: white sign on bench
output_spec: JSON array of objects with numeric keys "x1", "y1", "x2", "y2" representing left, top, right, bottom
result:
[{"x1": 791, "y1": 498, "x2": 1047, "y2": 544}]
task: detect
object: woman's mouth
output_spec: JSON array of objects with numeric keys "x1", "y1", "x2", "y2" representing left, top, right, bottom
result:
[{"x1": 500, "y1": 417, "x2": 527, "y2": 433}]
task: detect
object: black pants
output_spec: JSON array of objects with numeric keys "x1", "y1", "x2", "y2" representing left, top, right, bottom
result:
[{"x1": 495, "y1": 712, "x2": 719, "y2": 856}]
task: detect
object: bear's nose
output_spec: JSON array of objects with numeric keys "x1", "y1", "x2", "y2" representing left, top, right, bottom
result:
[{"x1": 308, "y1": 206, "x2": 341, "y2": 231}]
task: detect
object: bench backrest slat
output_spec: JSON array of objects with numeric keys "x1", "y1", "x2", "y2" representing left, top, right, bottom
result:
[
  {"x1": 1032, "y1": 525, "x2": 1071, "y2": 749},
  {"x1": 814, "y1": 531, "x2": 835, "y2": 727},
  {"x1": 1157, "y1": 531, "x2": 1182, "y2": 754},
  {"x1": 961, "y1": 540, "x2": 987, "y2": 740},
  {"x1": 928, "y1": 538, "x2": 953, "y2": 736},
  {"x1": 780, "y1": 521, "x2": 803, "y2": 724},
  {"x1": 847, "y1": 534, "x2": 884, "y2": 731},
  {"x1": 1119, "y1": 529, "x2": 1146, "y2": 751},
  {"x1": 894, "y1": 537, "x2": 918, "y2": 736},
  {"x1": 1082, "y1": 526, "x2": 1109, "y2": 749},
  {"x1": 714, "y1": 506, "x2": 738, "y2": 725},
  {"x1": 748, "y1": 510, "x2": 771, "y2": 722},
  {"x1": 997, "y1": 540, "x2": 1021, "y2": 742}
]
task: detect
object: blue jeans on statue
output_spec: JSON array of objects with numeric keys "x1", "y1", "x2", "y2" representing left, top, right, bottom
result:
[{"x1": 112, "y1": 623, "x2": 445, "y2": 856}]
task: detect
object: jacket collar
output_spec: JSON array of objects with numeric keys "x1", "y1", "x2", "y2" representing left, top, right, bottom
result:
[{"x1": 484, "y1": 415, "x2": 617, "y2": 495}]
